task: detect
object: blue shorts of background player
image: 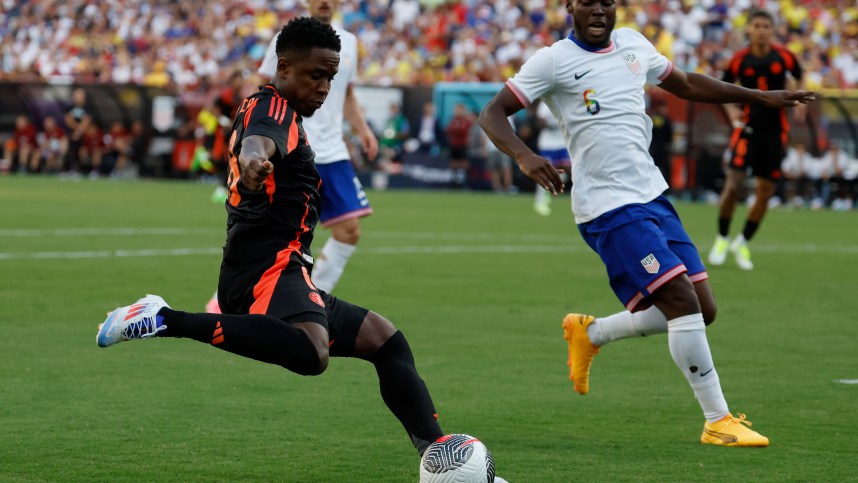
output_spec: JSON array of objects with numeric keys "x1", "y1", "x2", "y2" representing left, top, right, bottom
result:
[
  {"x1": 316, "y1": 160, "x2": 373, "y2": 227},
  {"x1": 539, "y1": 148, "x2": 571, "y2": 168},
  {"x1": 578, "y1": 196, "x2": 709, "y2": 312}
]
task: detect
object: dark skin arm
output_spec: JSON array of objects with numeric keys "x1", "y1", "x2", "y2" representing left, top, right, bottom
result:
[
  {"x1": 479, "y1": 88, "x2": 565, "y2": 195},
  {"x1": 659, "y1": 68, "x2": 816, "y2": 107},
  {"x1": 238, "y1": 135, "x2": 276, "y2": 191}
]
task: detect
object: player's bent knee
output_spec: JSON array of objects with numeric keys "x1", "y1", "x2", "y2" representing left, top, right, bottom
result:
[{"x1": 356, "y1": 311, "x2": 398, "y2": 356}]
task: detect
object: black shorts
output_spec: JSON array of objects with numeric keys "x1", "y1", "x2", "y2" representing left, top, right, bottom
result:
[
  {"x1": 218, "y1": 250, "x2": 369, "y2": 357},
  {"x1": 728, "y1": 126, "x2": 786, "y2": 180},
  {"x1": 449, "y1": 146, "x2": 468, "y2": 160}
]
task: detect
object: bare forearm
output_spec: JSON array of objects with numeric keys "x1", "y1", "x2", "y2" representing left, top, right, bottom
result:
[
  {"x1": 671, "y1": 73, "x2": 766, "y2": 104},
  {"x1": 478, "y1": 103, "x2": 531, "y2": 162},
  {"x1": 241, "y1": 135, "x2": 276, "y2": 168}
]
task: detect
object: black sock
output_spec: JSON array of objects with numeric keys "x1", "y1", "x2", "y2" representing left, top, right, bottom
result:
[
  {"x1": 718, "y1": 217, "x2": 731, "y2": 237},
  {"x1": 366, "y1": 331, "x2": 443, "y2": 455},
  {"x1": 742, "y1": 220, "x2": 760, "y2": 241},
  {"x1": 158, "y1": 308, "x2": 321, "y2": 375}
]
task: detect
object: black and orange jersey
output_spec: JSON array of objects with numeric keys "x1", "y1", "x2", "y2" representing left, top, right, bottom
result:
[
  {"x1": 723, "y1": 44, "x2": 802, "y2": 133},
  {"x1": 223, "y1": 84, "x2": 321, "y2": 264}
]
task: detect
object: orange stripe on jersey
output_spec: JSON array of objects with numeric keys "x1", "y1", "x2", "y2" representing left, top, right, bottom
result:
[
  {"x1": 248, "y1": 192, "x2": 314, "y2": 315},
  {"x1": 729, "y1": 47, "x2": 749, "y2": 79},
  {"x1": 268, "y1": 97, "x2": 277, "y2": 117},
  {"x1": 287, "y1": 111, "x2": 299, "y2": 153},
  {"x1": 243, "y1": 98, "x2": 259, "y2": 130},
  {"x1": 773, "y1": 45, "x2": 795, "y2": 71},
  {"x1": 277, "y1": 101, "x2": 289, "y2": 125},
  {"x1": 265, "y1": 174, "x2": 276, "y2": 204}
]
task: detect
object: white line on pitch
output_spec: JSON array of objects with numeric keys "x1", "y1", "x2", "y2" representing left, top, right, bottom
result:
[
  {"x1": 0, "y1": 227, "x2": 219, "y2": 237},
  {"x1": 834, "y1": 379, "x2": 858, "y2": 384}
]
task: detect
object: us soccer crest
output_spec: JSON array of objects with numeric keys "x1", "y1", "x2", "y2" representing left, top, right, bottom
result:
[
  {"x1": 623, "y1": 53, "x2": 641, "y2": 75},
  {"x1": 641, "y1": 253, "x2": 660, "y2": 274}
]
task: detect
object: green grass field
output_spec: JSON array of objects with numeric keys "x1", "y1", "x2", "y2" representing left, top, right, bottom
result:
[{"x1": 1, "y1": 176, "x2": 856, "y2": 482}]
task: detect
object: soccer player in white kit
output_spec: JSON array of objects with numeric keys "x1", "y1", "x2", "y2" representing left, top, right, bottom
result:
[
  {"x1": 480, "y1": 0, "x2": 814, "y2": 446},
  {"x1": 260, "y1": 0, "x2": 377, "y2": 293}
]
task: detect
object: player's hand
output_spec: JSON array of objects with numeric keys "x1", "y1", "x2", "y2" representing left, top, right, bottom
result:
[
  {"x1": 239, "y1": 155, "x2": 273, "y2": 191},
  {"x1": 517, "y1": 152, "x2": 565, "y2": 196},
  {"x1": 361, "y1": 129, "x2": 379, "y2": 160},
  {"x1": 762, "y1": 90, "x2": 816, "y2": 108}
]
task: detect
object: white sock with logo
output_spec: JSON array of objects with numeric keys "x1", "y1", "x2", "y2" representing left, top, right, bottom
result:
[
  {"x1": 586, "y1": 306, "x2": 668, "y2": 346},
  {"x1": 311, "y1": 238, "x2": 356, "y2": 293},
  {"x1": 667, "y1": 313, "x2": 729, "y2": 423}
]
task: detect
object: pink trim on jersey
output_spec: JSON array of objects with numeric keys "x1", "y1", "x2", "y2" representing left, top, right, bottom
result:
[
  {"x1": 689, "y1": 271, "x2": 709, "y2": 283},
  {"x1": 625, "y1": 292, "x2": 645, "y2": 312},
  {"x1": 594, "y1": 42, "x2": 615, "y2": 54},
  {"x1": 320, "y1": 207, "x2": 373, "y2": 228},
  {"x1": 506, "y1": 80, "x2": 530, "y2": 108},
  {"x1": 658, "y1": 61, "x2": 675, "y2": 81},
  {"x1": 646, "y1": 264, "x2": 687, "y2": 293}
]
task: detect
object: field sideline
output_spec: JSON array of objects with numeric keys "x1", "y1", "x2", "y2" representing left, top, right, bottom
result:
[{"x1": 1, "y1": 176, "x2": 856, "y2": 482}]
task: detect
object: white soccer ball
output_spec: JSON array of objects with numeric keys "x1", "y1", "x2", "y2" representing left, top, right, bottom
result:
[{"x1": 419, "y1": 434, "x2": 496, "y2": 483}]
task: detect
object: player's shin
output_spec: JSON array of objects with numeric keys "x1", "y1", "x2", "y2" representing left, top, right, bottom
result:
[
  {"x1": 158, "y1": 308, "x2": 323, "y2": 375},
  {"x1": 365, "y1": 330, "x2": 443, "y2": 455},
  {"x1": 666, "y1": 313, "x2": 729, "y2": 422},
  {"x1": 587, "y1": 305, "x2": 668, "y2": 346}
]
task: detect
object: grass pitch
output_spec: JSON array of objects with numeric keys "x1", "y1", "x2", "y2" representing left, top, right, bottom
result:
[{"x1": 1, "y1": 176, "x2": 856, "y2": 482}]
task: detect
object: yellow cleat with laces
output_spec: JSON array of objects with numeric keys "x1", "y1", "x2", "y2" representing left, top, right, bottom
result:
[
  {"x1": 562, "y1": 313, "x2": 600, "y2": 395},
  {"x1": 701, "y1": 413, "x2": 769, "y2": 447}
]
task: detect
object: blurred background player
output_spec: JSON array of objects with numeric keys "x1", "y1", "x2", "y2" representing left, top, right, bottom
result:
[
  {"x1": 63, "y1": 87, "x2": 92, "y2": 176},
  {"x1": 1, "y1": 115, "x2": 37, "y2": 174},
  {"x1": 533, "y1": 101, "x2": 570, "y2": 216},
  {"x1": 207, "y1": 0, "x2": 378, "y2": 315},
  {"x1": 708, "y1": 9, "x2": 804, "y2": 270},
  {"x1": 445, "y1": 103, "x2": 473, "y2": 188},
  {"x1": 34, "y1": 116, "x2": 68, "y2": 174},
  {"x1": 480, "y1": 0, "x2": 813, "y2": 447}
]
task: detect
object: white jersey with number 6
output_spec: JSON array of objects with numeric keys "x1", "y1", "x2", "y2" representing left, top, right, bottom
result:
[{"x1": 507, "y1": 28, "x2": 674, "y2": 223}]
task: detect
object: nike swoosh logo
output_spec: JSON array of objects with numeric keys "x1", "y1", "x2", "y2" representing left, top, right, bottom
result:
[
  {"x1": 701, "y1": 368, "x2": 714, "y2": 377},
  {"x1": 574, "y1": 70, "x2": 592, "y2": 80}
]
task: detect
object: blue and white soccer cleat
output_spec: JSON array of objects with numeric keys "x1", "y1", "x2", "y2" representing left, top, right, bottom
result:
[{"x1": 97, "y1": 294, "x2": 170, "y2": 348}]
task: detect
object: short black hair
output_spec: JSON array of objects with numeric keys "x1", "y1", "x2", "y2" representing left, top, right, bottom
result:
[
  {"x1": 748, "y1": 9, "x2": 774, "y2": 25},
  {"x1": 275, "y1": 17, "x2": 341, "y2": 58}
]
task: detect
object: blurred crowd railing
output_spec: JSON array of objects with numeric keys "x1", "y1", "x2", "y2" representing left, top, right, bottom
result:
[{"x1": 2, "y1": 81, "x2": 857, "y2": 209}]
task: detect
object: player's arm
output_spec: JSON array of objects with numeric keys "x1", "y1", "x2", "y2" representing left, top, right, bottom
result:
[
  {"x1": 238, "y1": 135, "x2": 275, "y2": 191},
  {"x1": 659, "y1": 68, "x2": 815, "y2": 108},
  {"x1": 479, "y1": 86, "x2": 564, "y2": 195},
  {"x1": 344, "y1": 84, "x2": 378, "y2": 160}
]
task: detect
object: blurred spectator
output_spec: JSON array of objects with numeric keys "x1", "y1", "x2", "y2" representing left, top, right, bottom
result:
[
  {"x1": 64, "y1": 87, "x2": 92, "y2": 174},
  {"x1": 649, "y1": 100, "x2": 674, "y2": 192},
  {"x1": 415, "y1": 101, "x2": 444, "y2": 155},
  {"x1": 1, "y1": 115, "x2": 38, "y2": 174},
  {"x1": 103, "y1": 121, "x2": 134, "y2": 178},
  {"x1": 379, "y1": 103, "x2": 410, "y2": 164},
  {"x1": 34, "y1": 116, "x2": 68, "y2": 174},
  {"x1": 446, "y1": 103, "x2": 473, "y2": 188},
  {"x1": 803, "y1": 146, "x2": 833, "y2": 209},
  {"x1": 80, "y1": 122, "x2": 105, "y2": 178}
]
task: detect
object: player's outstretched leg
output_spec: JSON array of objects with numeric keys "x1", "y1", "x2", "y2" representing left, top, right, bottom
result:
[
  {"x1": 97, "y1": 295, "x2": 327, "y2": 376},
  {"x1": 562, "y1": 313, "x2": 599, "y2": 395}
]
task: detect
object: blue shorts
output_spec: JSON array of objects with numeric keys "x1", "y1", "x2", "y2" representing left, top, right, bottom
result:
[
  {"x1": 539, "y1": 148, "x2": 570, "y2": 167},
  {"x1": 578, "y1": 196, "x2": 708, "y2": 312},
  {"x1": 316, "y1": 160, "x2": 372, "y2": 227}
]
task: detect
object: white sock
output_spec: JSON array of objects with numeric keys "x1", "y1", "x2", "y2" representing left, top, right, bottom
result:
[
  {"x1": 534, "y1": 187, "x2": 549, "y2": 205},
  {"x1": 667, "y1": 313, "x2": 730, "y2": 423},
  {"x1": 586, "y1": 306, "x2": 668, "y2": 346},
  {"x1": 311, "y1": 238, "x2": 356, "y2": 293}
]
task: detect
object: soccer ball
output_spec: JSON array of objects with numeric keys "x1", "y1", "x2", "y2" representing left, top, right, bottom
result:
[{"x1": 419, "y1": 434, "x2": 496, "y2": 483}]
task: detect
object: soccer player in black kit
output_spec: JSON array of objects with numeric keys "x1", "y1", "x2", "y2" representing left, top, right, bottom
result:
[
  {"x1": 96, "y1": 17, "x2": 443, "y2": 456},
  {"x1": 708, "y1": 9, "x2": 804, "y2": 271}
]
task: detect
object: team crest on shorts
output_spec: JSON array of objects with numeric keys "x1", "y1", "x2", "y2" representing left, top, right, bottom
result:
[
  {"x1": 623, "y1": 53, "x2": 641, "y2": 75},
  {"x1": 309, "y1": 292, "x2": 325, "y2": 308},
  {"x1": 641, "y1": 253, "x2": 660, "y2": 274}
]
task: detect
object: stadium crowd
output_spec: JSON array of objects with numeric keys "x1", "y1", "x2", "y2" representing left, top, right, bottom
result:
[{"x1": 2, "y1": 0, "x2": 858, "y2": 90}]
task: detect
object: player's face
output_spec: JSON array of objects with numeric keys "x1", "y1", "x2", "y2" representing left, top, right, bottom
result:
[
  {"x1": 306, "y1": 0, "x2": 340, "y2": 24},
  {"x1": 279, "y1": 47, "x2": 339, "y2": 117},
  {"x1": 567, "y1": 0, "x2": 616, "y2": 47},
  {"x1": 747, "y1": 17, "x2": 773, "y2": 47}
]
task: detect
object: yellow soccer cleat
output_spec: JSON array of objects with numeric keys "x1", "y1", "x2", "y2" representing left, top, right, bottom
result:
[
  {"x1": 701, "y1": 413, "x2": 769, "y2": 447},
  {"x1": 562, "y1": 313, "x2": 600, "y2": 395},
  {"x1": 708, "y1": 235, "x2": 730, "y2": 266}
]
